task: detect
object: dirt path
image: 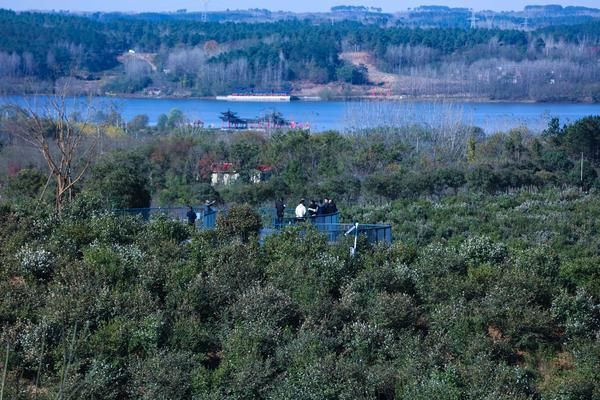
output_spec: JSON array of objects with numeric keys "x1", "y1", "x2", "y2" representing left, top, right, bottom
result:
[
  {"x1": 339, "y1": 51, "x2": 398, "y2": 87},
  {"x1": 117, "y1": 52, "x2": 158, "y2": 72}
]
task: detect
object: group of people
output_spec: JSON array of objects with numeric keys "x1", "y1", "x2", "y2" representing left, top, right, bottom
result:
[
  {"x1": 187, "y1": 197, "x2": 336, "y2": 226},
  {"x1": 275, "y1": 197, "x2": 338, "y2": 222}
]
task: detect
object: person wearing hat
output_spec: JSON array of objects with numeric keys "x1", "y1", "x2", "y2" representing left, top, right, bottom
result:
[{"x1": 295, "y1": 198, "x2": 307, "y2": 221}]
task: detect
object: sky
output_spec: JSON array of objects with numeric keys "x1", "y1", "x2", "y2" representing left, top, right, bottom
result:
[{"x1": 1, "y1": 0, "x2": 599, "y2": 13}]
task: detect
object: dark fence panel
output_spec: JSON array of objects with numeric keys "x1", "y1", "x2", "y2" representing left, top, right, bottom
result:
[
  {"x1": 314, "y1": 224, "x2": 392, "y2": 245},
  {"x1": 203, "y1": 210, "x2": 217, "y2": 228},
  {"x1": 259, "y1": 207, "x2": 277, "y2": 226},
  {"x1": 115, "y1": 207, "x2": 218, "y2": 229},
  {"x1": 272, "y1": 212, "x2": 340, "y2": 227},
  {"x1": 312, "y1": 212, "x2": 340, "y2": 225}
]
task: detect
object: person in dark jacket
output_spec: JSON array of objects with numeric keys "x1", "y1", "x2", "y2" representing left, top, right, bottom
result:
[
  {"x1": 320, "y1": 197, "x2": 329, "y2": 214},
  {"x1": 316, "y1": 199, "x2": 326, "y2": 215},
  {"x1": 307, "y1": 200, "x2": 319, "y2": 217},
  {"x1": 329, "y1": 198, "x2": 338, "y2": 213},
  {"x1": 275, "y1": 197, "x2": 286, "y2": 224},
  {"x1": 186, "y1": 206, "x2": 197, "y2": 226}
]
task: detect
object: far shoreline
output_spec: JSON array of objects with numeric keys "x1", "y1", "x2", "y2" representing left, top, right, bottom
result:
[{"x1": 2, "y1": 92, "x2": 597, "y2": 105}]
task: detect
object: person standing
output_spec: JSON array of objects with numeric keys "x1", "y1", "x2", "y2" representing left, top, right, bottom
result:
[
  {"x1": 316, "y1": 199, "x2": 326, "y2": 215},
  {"x1": 295, "y1": 199, "x2": 307, "y2": 221},
  {"x1": 307, "y1": 199, "x2": 318, "y2": 217},
  {"x1": 186, "y1": 206, "x2": 197, "y2": 226},
  {"x1": 275, "y1": 197, "x2": 286, "y2": 224},
  {"x1": 322, "y1": 197, "x2": 331, "y2": 214},
  {"x1": 329, "y1": 198, "x2": 338, "y2": 213},
  {"x1": 204, "y1": 199, "x2": 216, "y2": 214}
]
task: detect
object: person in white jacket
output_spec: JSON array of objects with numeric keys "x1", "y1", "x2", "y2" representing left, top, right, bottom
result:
[{"x1": 295, "y1": 199, "x2": 307, "y2": 221}]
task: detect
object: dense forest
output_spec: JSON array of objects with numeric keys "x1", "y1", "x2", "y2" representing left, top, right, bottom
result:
[
  {"x1": 0, "y1": 9, "x2": 599, "y2": 100},
  {"x1": 0, "y1": 100, "x2": 599, "y2": 398}
]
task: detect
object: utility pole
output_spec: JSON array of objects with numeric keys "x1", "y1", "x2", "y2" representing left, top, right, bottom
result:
[
  {"x1": 202, "y1": 0, "x2": 210, "y2": 23},
  {"x1": 469, "y1": 9, "x2": 478, "y2": 29},
  {"x1": 345, "y1": 223, "x2": 359, "y2": 257}
]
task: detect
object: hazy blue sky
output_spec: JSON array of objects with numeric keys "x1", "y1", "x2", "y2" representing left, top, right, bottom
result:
[{"x1": 3, "y1": 1, "x2": 599, "y2": 13}]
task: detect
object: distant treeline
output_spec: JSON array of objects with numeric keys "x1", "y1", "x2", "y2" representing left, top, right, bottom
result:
[{"x1": 0, "y1": 9, "x2": 599, "y2": 99}]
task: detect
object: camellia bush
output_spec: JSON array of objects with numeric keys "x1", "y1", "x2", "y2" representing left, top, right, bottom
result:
[{"x1": 1, "y1": 116, "x2": 600, "y2": 399}]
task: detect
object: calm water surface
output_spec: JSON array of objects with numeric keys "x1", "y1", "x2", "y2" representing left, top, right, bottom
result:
[{"x1": 3, "y1": 96, "x2": 600, "y2": 133}]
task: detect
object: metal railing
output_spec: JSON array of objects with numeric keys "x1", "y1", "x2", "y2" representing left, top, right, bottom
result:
[
  {"x1": 115, "y1": 207, "x2": 391, "y2": 245},
  {"x1": 259, "y1": 207, "x2": 340, "y2": 227},
  {"x1": 203, "y1": 209, "x2": 217, "y2": 228},
  {"x1": 115, "y1": 206, "x2": 217, "y2": 229},
  {"x1": 264, "y1": 222, "x2": 392, "y2": 245}
]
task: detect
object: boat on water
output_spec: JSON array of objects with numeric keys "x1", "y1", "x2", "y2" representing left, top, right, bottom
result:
[{"x1": 216, "y1": 91, "x2": 291, "y2": 102}]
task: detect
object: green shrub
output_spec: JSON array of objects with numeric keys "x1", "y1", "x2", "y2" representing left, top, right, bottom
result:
[
  {"x1": 397, "y1": 367, "x2": 462, "y2": 400},
  {"x1": 216, "y1": 204, "x2": 262, "y2": 242},
  {"x1": 129, "y1": 350, "x2": 197, "y2": 400},
  {"x1": 169, "y1": 316, "x2": 217, "y2": 354},
  {"x1": 3, "y1": 168, "x2": 47, "y2": 201},
  {"x1": 560, "y1": 256, "x2": 600, "y2": 297},
  {"x1": 17, "y1": 244, "x2": 55, "y2": 281},
  {"x1": 459, "y1": 236, "x2": 507, "y2": 267},
  {"x1": 370, "y1": 292, "x2": 420, "y2": 332},
  {"x1": 203, "y1": 240, "x2": 264, "y2": 309},
  {"x1": 551, "y1": 288, "x2": 600, "y2": 340},
  {"x1": 146, "y1": 214, "x2": 191, "y2": 243},
  {"x1": 228, "y1": 284, "x2": 301, "y2": 331},
  {"x1": 85, "y1": 151, "x2": 152, "y2": 209}
]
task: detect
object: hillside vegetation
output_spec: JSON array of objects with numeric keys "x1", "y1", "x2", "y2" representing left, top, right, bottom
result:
[{"x1": 0, "y1": 109, "x2": 599, "y2": 398}]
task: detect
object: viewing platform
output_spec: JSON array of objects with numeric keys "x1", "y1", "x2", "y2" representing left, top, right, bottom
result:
[
  {"x1": 258, "y1": 208, "x2": 392, "y2": 246},
  {"x1": 115, "y1": 206, "x2": 392, "y2": 246}
]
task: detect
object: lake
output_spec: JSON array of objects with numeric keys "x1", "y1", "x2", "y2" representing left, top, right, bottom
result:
[{"x1": 2, "y1": 96, "x2": 600, "y2": 133}]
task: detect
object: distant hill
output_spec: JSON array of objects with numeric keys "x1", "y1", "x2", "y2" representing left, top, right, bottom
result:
[
  {"x1": 0, "y1": 7, "x2": 599, "y2": 101},
  {"x1": 77, "y1": 5, "x2": 600, "y2": 29}
]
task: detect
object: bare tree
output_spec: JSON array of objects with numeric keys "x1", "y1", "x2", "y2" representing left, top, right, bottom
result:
[
  {"x1": 166, "y1": 47, "x2": 207, "y2": 76},
  {"x1": 3, "y1": 93, "x2": 100, "y2": 212},
  {"x1": 0, "y1": 52, "x2": 21, "y2": 78},
  {"x1": 124, "y1": 58, "x2": 151, "y2": 77},
  {"x1": 22, "y1": 52, "x2": 35, "y2": 76}
]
